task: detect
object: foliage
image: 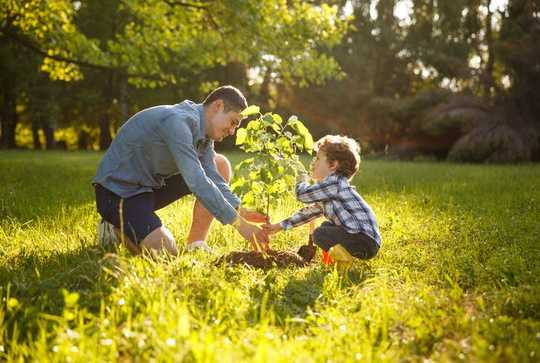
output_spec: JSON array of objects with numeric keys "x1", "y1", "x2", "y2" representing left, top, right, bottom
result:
[
  {"x1": 1, "y1": 151, "x2": 539, "y2": 361},
  {"x1": 279, "y1": 0, "x2": 540, "y2": 161},
  {"x1": 231, "y1": 106, "x2": 313, "y2": 214},
  {"x1": 0, "y1": 0, "x2": 349, "y2": 87},
  {"x1": 448, "y1": 121, "x2": 537, "y2": 163}
]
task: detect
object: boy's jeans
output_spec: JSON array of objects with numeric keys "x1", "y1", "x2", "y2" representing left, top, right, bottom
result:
[{"x1": 312, "y1": 221, "x2": 379, "y2": 260}]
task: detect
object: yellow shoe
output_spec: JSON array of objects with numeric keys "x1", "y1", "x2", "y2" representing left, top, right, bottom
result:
[{"x1": 328, "y1": 244, "x2": 354, "y2": 269}]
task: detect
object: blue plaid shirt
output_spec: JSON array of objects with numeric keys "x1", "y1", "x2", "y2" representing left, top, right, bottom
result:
[{"x1": 280, "y1": 174, "x2": 381, "y2": 246}]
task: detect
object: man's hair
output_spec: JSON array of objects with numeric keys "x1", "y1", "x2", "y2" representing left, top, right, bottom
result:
[
  {"x1": 314, "y1": 135, "x2": 361, "y2": 179},
  {"x1": 203, "y1": 85, "x2": 247, "y2": 112}
]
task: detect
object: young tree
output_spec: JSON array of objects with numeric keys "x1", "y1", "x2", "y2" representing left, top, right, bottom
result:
[{"x1": 231, "y1": 106, "x2": 313, "y2": 217}]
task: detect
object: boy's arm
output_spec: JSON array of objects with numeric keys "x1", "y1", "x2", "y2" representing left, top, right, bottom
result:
[
  {"x1": 280, "y1": 204, "x2": 324, "y2": 230},
  {"x1": 295, "y1": 176, "x2": 340, "y2": 204}
]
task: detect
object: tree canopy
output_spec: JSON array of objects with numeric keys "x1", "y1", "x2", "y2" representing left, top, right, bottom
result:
[{"x1": 1, "y1": 0, "x2": 538, "y2": 162}]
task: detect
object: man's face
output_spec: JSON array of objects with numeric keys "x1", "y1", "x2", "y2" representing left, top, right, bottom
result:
[{"x1": 207, "y1": 101, "x2": 243, "y2": 141}]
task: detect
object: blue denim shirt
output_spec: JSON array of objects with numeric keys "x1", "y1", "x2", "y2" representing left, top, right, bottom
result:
[{"x1": 93, "y1": 100, "x2": 240, "y2": 224}]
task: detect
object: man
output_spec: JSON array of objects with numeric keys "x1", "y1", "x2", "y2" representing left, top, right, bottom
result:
[{"x1": 93, "y1": 85, "x2": 268, "y2": 255}]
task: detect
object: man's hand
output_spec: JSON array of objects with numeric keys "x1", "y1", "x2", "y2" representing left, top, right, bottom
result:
[
  {"x1": 238, "y1": 207, "x2": 269, "y2": 223},
  {"x1": 233, "y1": 216, "x2": 269, "y2": 251},
  {"x1": 262, "y1": 222, "x2": 283, "y2": 235}
]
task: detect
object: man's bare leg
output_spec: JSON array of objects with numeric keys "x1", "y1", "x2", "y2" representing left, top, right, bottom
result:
[{"x1": 186, "y1": 153, "x2": 232, "y2": 246}]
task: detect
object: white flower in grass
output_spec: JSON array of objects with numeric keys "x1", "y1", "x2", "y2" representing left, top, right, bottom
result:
[
  {"x1": 100, "y1": 338, "x2": 113, "y2": 346},
  {"x1": 66, "y1": 329, "x2": 80, "y2": 340},
  {"x1": 166, "y1": 338, "x2": 176, "y2": 347}
]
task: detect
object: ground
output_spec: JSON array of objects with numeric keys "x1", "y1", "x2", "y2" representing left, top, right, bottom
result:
[{"x1": 0, "y1": 151, "x2": 539, "y2": 362}]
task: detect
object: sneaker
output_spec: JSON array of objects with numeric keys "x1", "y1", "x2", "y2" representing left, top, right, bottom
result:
[
  {"x1": 97, "y1": 219, "x2": 118, "y2": 248},
  {"x1": 185, "y1": 240, "x2": 213, "y2": 254}
]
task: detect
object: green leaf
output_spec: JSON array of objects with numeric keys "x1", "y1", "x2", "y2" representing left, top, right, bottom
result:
[
  {"x1": 235, "y1": 128, "x2": 247, "y2": 145},
  {"x1": 262, "y1": 113, "x2": 274, "y2": 124},
  {"x1": 231, "y1": 177, "x2": 246, "y2": 192},
  {"x1": 247, "y1": 120, "x2": 263, "y2": 131},
  {"x1": 272, "y1": 114, "x2": 283, "y2": 124},
  {"x1": 241, "y1": 105, "x2": 260, "y2": 117},
  {"x1": 304, "y1": 133, "x2": 314, "y2": 151}
]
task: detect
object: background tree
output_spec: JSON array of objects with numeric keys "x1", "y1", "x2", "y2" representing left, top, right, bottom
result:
[{"x1": 1, "y1": 0, "x2": 349, "y2": 149}]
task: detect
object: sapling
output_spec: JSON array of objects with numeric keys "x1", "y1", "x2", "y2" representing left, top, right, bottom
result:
[{"x1": 232, "y1": 105, "x2": 314, "y2": 219}]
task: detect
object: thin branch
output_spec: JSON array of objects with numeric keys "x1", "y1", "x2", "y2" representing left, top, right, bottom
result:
[
  {"x1": 1, "y1": 28, "x2": 168, "y2": 83},
  {"x1": 162, "y1": 0, "x2": 210, "y2": 9}
]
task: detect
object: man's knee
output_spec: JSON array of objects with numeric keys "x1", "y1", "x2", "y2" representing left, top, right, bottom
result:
[
  {"x1": 140, "y1": 226, "x2": 178, "y2": 255},
  {"x1": 214, "y1": 153, "x2": 232, "y2": 183}
]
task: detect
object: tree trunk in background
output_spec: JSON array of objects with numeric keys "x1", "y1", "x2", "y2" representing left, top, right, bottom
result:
[
  {"x1": 32, "y1": 120, "x2": 42, "y2": 149},
  {"x1": 0, "y1": 79, "x2": 18, "y2": 149},
  {"x1": 99, "y1": 115, "x2": 112, "y2": 150},
  {"x1": 78, "y1": 130, "x2": 90, "y2": 150},
  {"x1": 373, "y1": 0, "x2": 396, "y2": 97},
  {"x1": 483, "y1": 0, "x2": 495, "y2": 100},
  {"x1": 118, "y1": 73, "x2": 129, "y2": 128},
  {"x1": 99, "y1": 71, "x2": 114, "y2": 150},
  {"x1": 43, "y1": 123, "x2": 55, "y2": 149}
]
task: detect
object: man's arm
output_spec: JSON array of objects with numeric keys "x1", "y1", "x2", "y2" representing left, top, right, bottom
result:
[
  {"x1": 156, "y1": 115, "x2": 237, "y2": 224},
  {"x1": 199, "y1": 145, "x2": 241, "y2": 209},
  {"x1": 157, "y1": 115, "x2": 268, "y2": 248}
]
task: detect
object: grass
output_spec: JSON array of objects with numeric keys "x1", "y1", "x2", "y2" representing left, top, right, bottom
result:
[{"x1": 0, "y1": 150, "x2": 539, "y2": 362}]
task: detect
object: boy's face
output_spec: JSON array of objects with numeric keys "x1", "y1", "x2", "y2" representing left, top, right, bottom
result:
[{"x1": 310, "y1": 150, "x2": 338, "y2": 181}]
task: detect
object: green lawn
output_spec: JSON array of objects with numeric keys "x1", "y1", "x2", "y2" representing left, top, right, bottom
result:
[{"x1": 1, "y1": 150, "x2": 539, "y2": 362}]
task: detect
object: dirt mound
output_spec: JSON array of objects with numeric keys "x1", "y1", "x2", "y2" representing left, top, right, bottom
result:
[{"x1": 216, "y1": 244, "x2": 317, "y2": 269}]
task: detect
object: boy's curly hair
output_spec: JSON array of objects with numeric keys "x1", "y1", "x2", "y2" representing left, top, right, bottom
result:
[{"x1": 314, "y1": 135, "x2": 361, "y2": 179}]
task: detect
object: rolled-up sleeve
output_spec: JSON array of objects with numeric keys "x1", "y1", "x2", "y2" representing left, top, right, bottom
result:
[
  {"x1": 156, "y1": 115, "x2": 237, "y2": 224},
  {"x1": 200, "y1": 146, "x2": 241, "y2": 209}
]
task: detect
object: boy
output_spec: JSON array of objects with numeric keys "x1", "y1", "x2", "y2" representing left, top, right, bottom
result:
[{"x1": 263, "y1": 135, "x2": 381, "y2": 264}]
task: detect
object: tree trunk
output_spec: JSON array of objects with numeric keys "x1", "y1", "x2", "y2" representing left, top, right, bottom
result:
[
  {"x1": 99, "y1": 115, "x2": 112, "y2": 150},
  {"x1": 78, "y1": 130, "x2": 90, "y2": 150},
  {"x1": 484, "y1": 0, "x2": 495, "y2": 100},
  {"x1": 99, "y1": 71, "x2": 115, "y2": 150},
  {"x1": 43, "y1": 123, "x2": 55, "y2": 150},
  {"x1": 32, "y1": 120, "x2": 42, "y2": 149},
  {"x1": 0, "y1": 81, "x2": 18, "y2": 149},
  {"x1": 373, "y1": 0, "x2": 396, "y2": 97},
  {"x1": 118, "y1": 74, "x2": 129, "y2": 129}
]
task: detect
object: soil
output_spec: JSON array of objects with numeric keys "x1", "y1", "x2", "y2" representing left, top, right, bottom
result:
[{"x1": 215, "y1": 244, "x2": 317, "y2": 269}]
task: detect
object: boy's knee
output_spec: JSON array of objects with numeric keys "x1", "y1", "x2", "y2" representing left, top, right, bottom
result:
[
  {"x1": 214, "y1": 153, "x2": 232, "y2": 183},
  {"x1": 311, "y1": 227, "x2": 329, "y2": 250}
]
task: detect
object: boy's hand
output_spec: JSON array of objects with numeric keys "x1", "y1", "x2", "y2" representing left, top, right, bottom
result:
[
  {"x1": 262, "y1": 222, "x2": 283, "y2": 235},
  {"x1": 238, "y1": 207, "x2": 269, "y2": 223}
]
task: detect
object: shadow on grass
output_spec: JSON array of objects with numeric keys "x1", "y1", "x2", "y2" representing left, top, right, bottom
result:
[
  {"x1": 246, "y1": 263, "x2": 375, "y2": 325},
  {"x1": 0, "y1": 242, "x2": 120, "y2": 341}
]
